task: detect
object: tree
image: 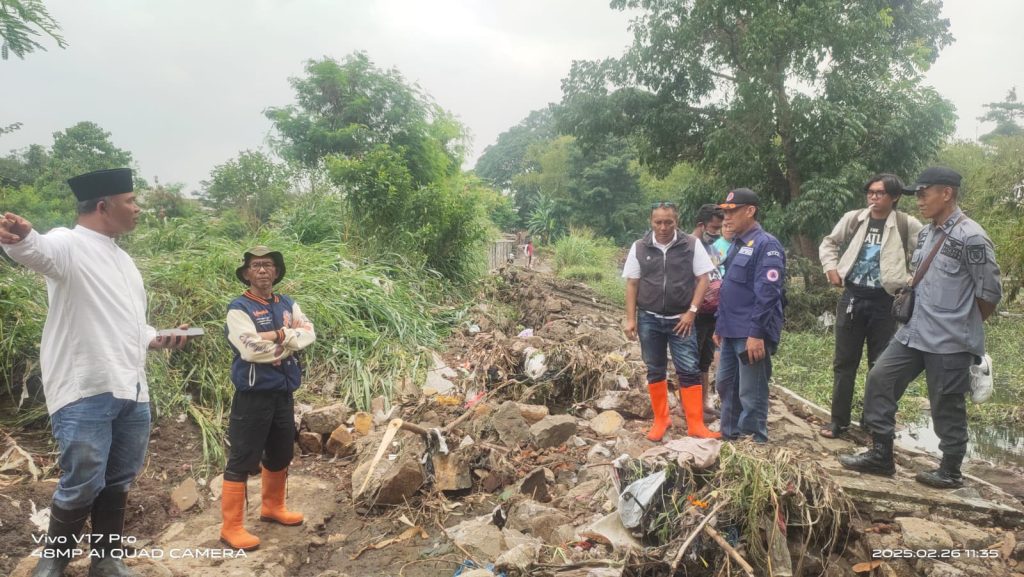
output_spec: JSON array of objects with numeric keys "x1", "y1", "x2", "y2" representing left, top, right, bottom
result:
[
  {"x1": 266, "y1": 52, "x2": 464, "y2": 186},
  {"x1": 267, "y1": 53, "x2": 487, "y2": 281},
  {"x1": 200, "y1": 150, "x2": 292, "y2": 225},
  {"x1": 0, "y1": 0, "x2": 66, "y2": 60},
  {"x1": 978, "y1": 88, "x2": 1024, "y2": 143},
  {"x1": 475, "y1": 106, "x2": 557, "y2": 194},
  {"x1": 560, "y1": 0, "x2": 956, "y2": 259}
]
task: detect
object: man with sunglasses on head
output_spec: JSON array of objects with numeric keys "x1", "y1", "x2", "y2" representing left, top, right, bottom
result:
[
  {"x1": 1, "y1": 168, "x2": 191, "y2": 577},
  {"x1": 623, "y1": 201, "x2": 720, "y2": 441},
  {"x1": 817, "y1": 175, "x2": 922, "y2": 439},
  {"x1": 840, "y1": 167, "x2": 1002, "y2": 489},
  {"x1": 713, "y1": 188, "x2": 786, "y2": 443},
  {"x1": 219, "y1": 246, "x2": 316, "y2": 550}
]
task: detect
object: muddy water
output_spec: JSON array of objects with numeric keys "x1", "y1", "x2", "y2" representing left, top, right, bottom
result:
[{"x1": 898, "y1": 417, "x2": 1024, "y2": 467}]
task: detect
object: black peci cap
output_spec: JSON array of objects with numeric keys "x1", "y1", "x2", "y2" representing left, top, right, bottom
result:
[{"x1": 67, "y1": 168, "x2": 134, "y2": 201}]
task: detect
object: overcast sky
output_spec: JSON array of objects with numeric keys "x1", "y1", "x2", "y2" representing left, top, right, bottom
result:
[{"x1": 3, "y1": 0, "x2": 1022, "y2": 192}]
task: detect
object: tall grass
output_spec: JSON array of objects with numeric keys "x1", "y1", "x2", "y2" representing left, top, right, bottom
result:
[
  {"x1": 1, "y1": 215, "x2": 460, "y2": 468},
  {"x1": 552, "y1": 227, "x2": 627, "y2": 305},
  {"x1": 773, "y1": 313, "x2": 1024, "y2": 427}
]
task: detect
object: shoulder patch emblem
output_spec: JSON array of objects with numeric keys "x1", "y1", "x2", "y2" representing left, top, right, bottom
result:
[
  {"x1": 966, "y1": 244, "x2": 987, "y2": 265},
  {"x1": 940, "y1": 237, "x2": 963, "y2": 261},
  {"x1": 766, "y1": 250, "x2": 781, "y2": 257},
  {"x1": 766, "y1": 269, "x2": 780, "y2": 282}
]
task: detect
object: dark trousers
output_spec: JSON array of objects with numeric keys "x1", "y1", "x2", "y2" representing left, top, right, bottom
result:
[
  {"x1": 830, "y1": 289, "x2": 896, "y2": 427},
  {"x1": 695, "y1": 313, "x2": 717, "y2": 373},
  {"x1": 225, "y1": 390, "x2": 296, "y2": 482},
  {"x1": 862, "y1": 340, "x2": 973, "y2": 457}
]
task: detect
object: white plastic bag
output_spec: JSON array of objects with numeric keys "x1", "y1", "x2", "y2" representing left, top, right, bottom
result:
[{"x1": 969, "y1": 354, "x2": 993, "y2": 404}]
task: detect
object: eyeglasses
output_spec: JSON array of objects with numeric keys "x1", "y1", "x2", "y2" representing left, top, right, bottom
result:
[
  {"x1": 865, "y1": 189, "x2": 888, "y2": 197},
  {"x1": 248, "y1": 262, "x2": 276, "y2": 271},
  {"x1": 651, "y1": 201, "x2": 677, "y2": 209}
]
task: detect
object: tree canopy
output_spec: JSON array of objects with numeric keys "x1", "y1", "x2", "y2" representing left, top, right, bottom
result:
[
  {"x1": 0, "y1": 0, "x2": 66, "y2": 60},
  {"x1": 559, "y1": 0, "x2": 957, "y2": 256},
  {"x1": 978, "y1": 87, "x2": 1024, "y2": 143}
]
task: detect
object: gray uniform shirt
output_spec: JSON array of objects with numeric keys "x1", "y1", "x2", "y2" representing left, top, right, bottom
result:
[{"x1": 896, "y1": 207, "x2": 1002, "y2": 356}]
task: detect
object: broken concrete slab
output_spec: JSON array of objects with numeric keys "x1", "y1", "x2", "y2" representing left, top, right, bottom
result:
[
  {"x1": 830, "y1": 470, "x2": 1024, "y2": 528},
  {"x1": 530, "y1": 414, "x2": 578, "y2": 448},
  {"x1": 446, "y1": 514, "x2": 505, "y2": 559},
  {"x1": 931, "y1": 517, "x2": 993, "y2": 550},
  {"x1": 896, "y1": 517, "x2": 955, "y2": 550},
  {"x1": 302, "y1": 403, "x2": 350, "y2": 434}
]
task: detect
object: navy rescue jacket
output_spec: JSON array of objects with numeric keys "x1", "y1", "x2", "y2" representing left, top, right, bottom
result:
[
  {"x1": 226, "y1": 292, "x2": 303, "y2": 392},
  {"x1": 716, "y1": 224, "x2": 786, "y2": 344}
]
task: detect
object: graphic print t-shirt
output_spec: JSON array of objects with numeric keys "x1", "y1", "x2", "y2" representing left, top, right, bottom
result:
[{"x1": 846, "y1": 218, "x2": 885, "y2": 289}]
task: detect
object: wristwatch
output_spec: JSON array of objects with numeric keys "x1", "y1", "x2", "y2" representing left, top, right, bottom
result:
[{"x1": 689, "y1": 304, "x2": 699, "y2": 313}]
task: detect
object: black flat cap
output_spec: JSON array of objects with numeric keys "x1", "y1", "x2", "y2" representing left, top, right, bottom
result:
[
  {"x1": 903, "y1": 167, "x2": 962, "y2": 192},
  {"x1": 67, "y1": 168, "x2": 134, "y2": 201}
]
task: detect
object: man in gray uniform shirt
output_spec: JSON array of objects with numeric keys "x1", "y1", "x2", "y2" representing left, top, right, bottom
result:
[{"x1": 840, "y1": 167, "x2": 1002, "y2": 488}]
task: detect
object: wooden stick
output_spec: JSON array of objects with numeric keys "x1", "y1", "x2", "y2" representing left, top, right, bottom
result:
[
  {"x1": 704, "y1": 525, "x2": 755, "y2": 577},
  {"x1": 669, "y1": 500, "x2": 727, "y2": 572}
]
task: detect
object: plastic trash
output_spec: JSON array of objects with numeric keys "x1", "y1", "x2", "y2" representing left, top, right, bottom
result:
[
  {"x1": 517, "y1": 328, "x2": 534, "y2": 338},
  {"x1": 618, "y1": 469, "x2": 667, "y2": 529},
  {"x1": 969, "y1": 354, "x2": 993, "y2": 404},
  {"x1": 523, "y1": 347, "x2": 547, "y2": 380}
]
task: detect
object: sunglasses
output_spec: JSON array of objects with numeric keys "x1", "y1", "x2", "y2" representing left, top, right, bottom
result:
[{"x1": 651, "y1": 201, "x2": 677, "y2": 209}]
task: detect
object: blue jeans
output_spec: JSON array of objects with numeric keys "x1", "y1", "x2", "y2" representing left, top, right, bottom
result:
[
  {"x1": 716, "y1": 337, "x2": 773, "y2": 442},
  {"x1": 637, "y1": 311, "x2": 701, "y2": 386},
  {"x1": 49, "y1": 392, "x2": 151, "y2": 509}
]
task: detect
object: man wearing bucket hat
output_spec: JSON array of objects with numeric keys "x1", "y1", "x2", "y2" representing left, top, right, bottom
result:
[
  {"x1": 1, "y1": 168, "x2": 191, "y2": 577},
  {"x1": 713, "y1": 188, "x2": 786, "y2": 443},
  {"x1": 840, "y1": 167, "x2": 1002, "y2": 488},
  {"x1": 220, "y1": 246, "x2": 315, "y2": 550}
]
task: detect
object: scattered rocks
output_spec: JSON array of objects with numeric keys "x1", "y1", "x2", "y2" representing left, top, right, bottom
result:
[
  {"x1": 351, "y1": 433, "x2": 425, "y2": 505},
  {"x1": 530, "y1": 415, "x2": 578, "y2": 448},
  {"x1": 492, "y1": 401, "x2": 532, "y2": 447},
  {"x1": 507, "y1": 500, "x2": 571, "y2": 544},
  {"x1": 934, "y1": 518, "x2": 992, "y2": 550},
  {"x1": 896, "y1": 517, "x2": 955, "y2": 551},
  {"x1": 432, "y1": 451, "x2": 473, "y2": 492},
  {"x1": 516, "y1": 403, "x2": 550, "y2": 424},
  {"x1": 588, "y1": 411, "x2": 624, "y2": 437},
  {"x1": 325, "y1": 426, "x2": 356, "y2": 458},
  {"x1": 170, "y1": 477, "x2": 198, "y2": 512},
  {"x1": 447, "y1": 515, "x2": 505, "y2": 559},
  {"x1": 595, "y1": 390, "x2": 653, "y2": 419},
  {"x1": 352, "y1": 412, "x2": 373, "y2": 435},
  {"x1": 518, "y1": 467, "x2": 554, "y2": 502},
  {"x1": 302, "y1": 403, "x2": 350, "y2": 435},
  {"x1": 298, "y1": 431, "x2": 323, "y2": 454}
]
